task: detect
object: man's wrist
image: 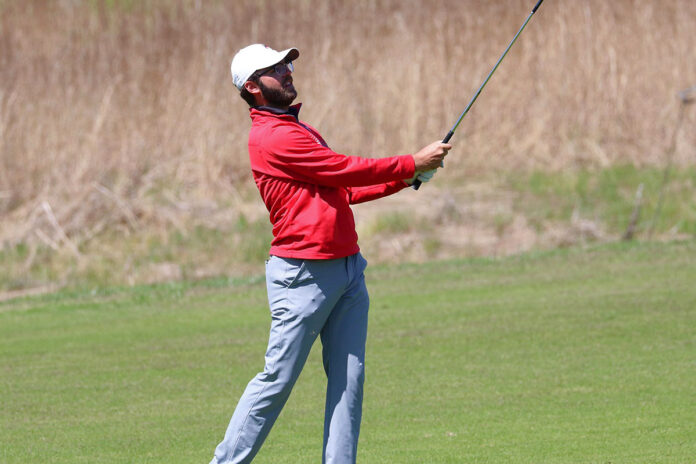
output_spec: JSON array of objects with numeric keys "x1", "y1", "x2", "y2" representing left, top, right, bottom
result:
[{"x1": 404, "y1": 171, "x2": 419, "y2": 185}]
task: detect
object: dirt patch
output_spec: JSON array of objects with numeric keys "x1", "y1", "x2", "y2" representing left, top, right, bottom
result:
[{"x1": 353, "y1": 183, "x2": 606, "y2": 263}]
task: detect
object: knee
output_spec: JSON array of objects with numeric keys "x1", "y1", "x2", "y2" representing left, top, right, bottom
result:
[{"x1": 257, "y1": 363, "x2": 296, "y2": 388}]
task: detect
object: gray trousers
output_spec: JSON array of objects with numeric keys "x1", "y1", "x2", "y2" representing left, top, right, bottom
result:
[{"x1": 211, "y1": 253, "x2": 370, "y2": 464}]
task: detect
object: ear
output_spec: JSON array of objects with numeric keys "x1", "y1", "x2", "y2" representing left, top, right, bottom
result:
[{"x1": 244, "y1": 80, "x2": 262, "y2": 96}]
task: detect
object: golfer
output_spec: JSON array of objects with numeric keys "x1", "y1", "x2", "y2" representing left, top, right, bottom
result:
[{"x1": 210, "y1": 44, "x2": 450, "y2": 464}]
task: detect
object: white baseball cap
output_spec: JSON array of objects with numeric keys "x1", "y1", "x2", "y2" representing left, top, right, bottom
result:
[{"x1": 231, "y1": 44, "x2": 300, "y2": 91}]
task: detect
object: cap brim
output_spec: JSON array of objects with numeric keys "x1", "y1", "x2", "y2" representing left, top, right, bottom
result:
[
  {"x1": 253, "y1": 47, "x2": 299, "y2": 73},
  {"x1": 281, "y1": 47, "x2": 299, "y2": 63}
]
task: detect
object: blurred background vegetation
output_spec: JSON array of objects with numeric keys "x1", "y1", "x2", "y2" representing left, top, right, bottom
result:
[{"x1": 1, "y1": 0, "x2": 695, "y2": 294}]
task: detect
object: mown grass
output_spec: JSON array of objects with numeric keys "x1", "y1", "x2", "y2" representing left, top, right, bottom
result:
[{"x1": 2, "y1": 241, "x2": 694, "y2": 463}]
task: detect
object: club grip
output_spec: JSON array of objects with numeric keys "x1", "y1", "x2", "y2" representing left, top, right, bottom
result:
[
  {"x1": 532, "y1": 0, "x2": 544, "y2": 13},
  {"x1": 412, "y1": 130, "x2": 454, "y2": 190}
]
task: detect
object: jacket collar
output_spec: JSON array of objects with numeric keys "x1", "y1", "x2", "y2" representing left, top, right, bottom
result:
[{"x1": 250, "y1": 103, "x2": 302, "y2": 121}]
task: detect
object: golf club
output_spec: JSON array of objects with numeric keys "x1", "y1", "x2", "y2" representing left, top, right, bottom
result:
[{"x1": 413, "y1": 0, "x2": 545, "y2": 190}]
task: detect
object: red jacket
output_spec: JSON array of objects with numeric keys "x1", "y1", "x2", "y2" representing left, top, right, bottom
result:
[{"x1": 248, "y1": 104, "x2": 416, "y2": 259}]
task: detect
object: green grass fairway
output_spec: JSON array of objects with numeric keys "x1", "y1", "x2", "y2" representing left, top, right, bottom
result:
[{"x1": 1, "y1": 242, "x2": 695, "y2": 463}]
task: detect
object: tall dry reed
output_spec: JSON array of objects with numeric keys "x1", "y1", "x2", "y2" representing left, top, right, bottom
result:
[{"x1": 1, "y1": 0, "x2": 694, "y2": 277}]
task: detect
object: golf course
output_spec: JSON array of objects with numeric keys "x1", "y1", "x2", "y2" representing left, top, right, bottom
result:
[
  {"x1": 2, "y1": 241, "x2": 694, "y2": 463},
  {"x1": 2, "y1": 1, "x2": 696, "y2": 462}
]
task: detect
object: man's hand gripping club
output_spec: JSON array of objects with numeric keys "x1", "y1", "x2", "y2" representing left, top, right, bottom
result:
[{"x1": 405, "y1": 141, "x2": 451, "y2": 185}]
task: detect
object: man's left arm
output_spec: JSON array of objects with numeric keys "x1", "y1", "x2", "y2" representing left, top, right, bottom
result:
[
  {"x1": 346, "y1": 181, "x2": 409, "y2": 204},
  {"x1": 347, "y1": 169, "x2": 438, "y2": 204}
]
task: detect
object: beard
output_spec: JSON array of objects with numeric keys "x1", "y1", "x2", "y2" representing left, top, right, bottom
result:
[{"x1": 258, "y1": 79, "x2": 297, "y2": 107}]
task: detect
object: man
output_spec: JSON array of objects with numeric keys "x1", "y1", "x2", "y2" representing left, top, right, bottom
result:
[{"x1": 210, "y1": 44, "x2": 450, "y2": 464}]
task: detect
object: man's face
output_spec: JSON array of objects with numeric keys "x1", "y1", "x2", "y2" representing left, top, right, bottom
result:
[{"x1": 255, "y1": 62, "x2": 297, "y2": 108}]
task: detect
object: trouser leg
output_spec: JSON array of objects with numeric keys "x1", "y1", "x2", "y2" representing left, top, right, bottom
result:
[
  {"x1": 211, "y1": 256, "x2": 348, "y2": 464},
  {"x1": 211, "y1": 313, "x2": 320, "y2": 464},
  {"x1": 321, "y1": 253, "x2": 370, "y2": 464}
]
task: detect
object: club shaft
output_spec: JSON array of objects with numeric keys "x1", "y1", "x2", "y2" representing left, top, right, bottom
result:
[
  {"x1": 413, "y1": 0, "x2": 544, "y2": 190},
  {"x1": 448, "y1": 10, "x2": 535, "y2": 136}
]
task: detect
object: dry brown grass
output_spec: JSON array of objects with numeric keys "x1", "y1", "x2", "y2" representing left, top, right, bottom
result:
[{"x1": 1, "y1": 0, "x2": 695, "y2": 290}]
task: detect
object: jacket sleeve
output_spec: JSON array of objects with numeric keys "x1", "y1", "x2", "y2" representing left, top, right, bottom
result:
[
  {"x1": 347, "y1": 181, "x2": 410, "y2": 204},
  {"x1": 261, "y1": 125, "x2": 416, "y2": 187}
]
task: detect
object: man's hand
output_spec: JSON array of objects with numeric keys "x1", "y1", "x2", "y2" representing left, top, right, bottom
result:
[
  {"x1": 404, "y1": 169, "x2": 437, "y2": 185},
  {"x1": 413, "y1": 141, "x2": 451, "y2": 171}
]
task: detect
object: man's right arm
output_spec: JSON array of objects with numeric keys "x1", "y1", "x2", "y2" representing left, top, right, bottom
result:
[
  {"x1": 259, "y1": 125, "x2": 413, "y2": 187},
  {"x1": 258, "y1": 126, "x2": 451, "y2": 188}
]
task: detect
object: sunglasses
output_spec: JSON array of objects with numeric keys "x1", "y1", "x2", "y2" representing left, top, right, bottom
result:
[{"x1": 252, "y1": 61, "x2": 294, "y2": 80}]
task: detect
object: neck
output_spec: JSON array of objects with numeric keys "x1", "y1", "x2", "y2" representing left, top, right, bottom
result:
[{"x1": 255, "y1": 99, "x2": 289, "y2": 112}]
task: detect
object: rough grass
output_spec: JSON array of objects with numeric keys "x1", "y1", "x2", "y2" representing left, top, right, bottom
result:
[
  {"x1": 1, "y1": 0, "x2": 695, "y2": 292},
  {"x1": 2, "y1": 165, "x2": 695, "y2": 294},
  {"x1": 1, "y1": 241, "x2": 695, "y2": 463},
  {"x1": 507, "y1": 165, "x2": 696, "y2": 238}
]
